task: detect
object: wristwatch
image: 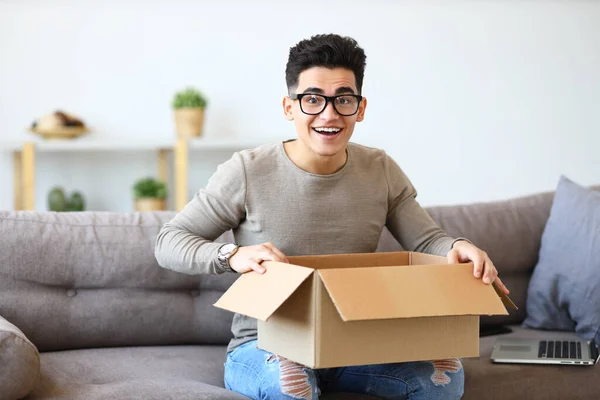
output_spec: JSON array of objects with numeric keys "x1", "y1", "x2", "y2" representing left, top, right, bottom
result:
[{"x1": 217, "y1": 243, "x2": 239, "y2": 272}]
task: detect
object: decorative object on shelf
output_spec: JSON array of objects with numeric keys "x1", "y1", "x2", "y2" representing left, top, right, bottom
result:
[
  {"x1": 47, "y1": 186, "x2": 86, "y2": 212},
  {"x1": 173, "y1": 87, "x2": 207, "y2": 138},
  {"x1": 30, "y1": 110, "x2": 89, "y2": 140},
  {"x1": 132, "y1": 177, "x2": 168, "y2": 211}
]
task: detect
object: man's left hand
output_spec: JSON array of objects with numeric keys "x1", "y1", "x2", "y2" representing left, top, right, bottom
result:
[{"x1": 447, "y1": 240, "x2": 510, "y2": 295}]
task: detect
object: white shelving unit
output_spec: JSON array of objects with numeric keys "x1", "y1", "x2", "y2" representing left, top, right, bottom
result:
[
  {"x1": 188, "y1": 138, "x2": 273, "y2": 150},
  {"x1": 0, "y1": 135, "x2": 273, "y2": 211},
  {"x1": 2, "y1": 139, "x2": 174, "y2": 152}
]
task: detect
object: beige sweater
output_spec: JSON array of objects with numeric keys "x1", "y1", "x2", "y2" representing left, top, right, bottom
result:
[{"x1": 155, "y1": 140, "x2": 461, "y2": 352}]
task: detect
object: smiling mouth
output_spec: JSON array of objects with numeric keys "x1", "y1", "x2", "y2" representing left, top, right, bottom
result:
[{"x1": 312, "y1": 127, "x2": 342, "y2": 136}]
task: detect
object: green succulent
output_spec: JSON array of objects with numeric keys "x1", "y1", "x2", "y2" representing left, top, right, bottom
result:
[
  {"x1": 172, "y1": 87, "x2": 208, "y2": 109},
  {"x1": 66, "y1": 191, "x2": 85, "y2": 211},
  {"x1": 133, "y1": 177, "x2": 168, "y2": 200},
  {"x1": 48, "y1": 187, "x2": 85, "y2": 212}
]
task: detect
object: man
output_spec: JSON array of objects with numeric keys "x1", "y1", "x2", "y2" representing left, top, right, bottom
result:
[{"x1": 155, "y1": 33, "x2": 509, "y2": 400}]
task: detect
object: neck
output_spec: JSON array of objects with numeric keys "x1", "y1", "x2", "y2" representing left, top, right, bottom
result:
[{"x1": 284, "y1": 140, "x2": 347, "y2": 175}]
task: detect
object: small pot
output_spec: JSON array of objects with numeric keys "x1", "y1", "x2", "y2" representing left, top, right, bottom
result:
[
  {"x1": 134, "y1": 198, "x2": 166, "y2": 211},
  {"x1": 174, "y1": 108, "x2": 205, "y2": 138}
]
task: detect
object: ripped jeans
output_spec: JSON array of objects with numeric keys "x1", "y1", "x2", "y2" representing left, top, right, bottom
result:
[{"x1": 224, "y1": 340, "x2": 464, "y2": 400}]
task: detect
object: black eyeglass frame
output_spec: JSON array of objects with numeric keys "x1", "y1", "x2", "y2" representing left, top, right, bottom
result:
[{"x1": 289, "y1": 93, "x2": 363, "y2": 116}]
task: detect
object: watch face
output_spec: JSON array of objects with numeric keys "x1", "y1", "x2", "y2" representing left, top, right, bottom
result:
[{"x1": 220, "y1": 243, "x2": 237, "y2": 256}]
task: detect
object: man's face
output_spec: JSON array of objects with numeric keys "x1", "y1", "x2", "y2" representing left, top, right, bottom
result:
[{"x1": 283, "y1": 67, "x2": 367, "y2": 158}]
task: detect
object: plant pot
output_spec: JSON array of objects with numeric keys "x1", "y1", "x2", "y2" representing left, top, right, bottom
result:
[
  {"x1": 134, "y1": 198, "x2": 166, "y2": 211},
  {"x1": 174, "y1": 108, "x2": 205, "y2": 138}
]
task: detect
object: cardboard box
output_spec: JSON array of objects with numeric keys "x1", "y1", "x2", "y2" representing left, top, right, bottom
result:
[{"x1": 214, "y1": 251, "x2": 517, "y2": 369}]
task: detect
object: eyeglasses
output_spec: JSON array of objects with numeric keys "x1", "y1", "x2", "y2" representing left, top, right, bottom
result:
[{"x1": 290, "y1": 93, "x2": 363, "y2": 116}]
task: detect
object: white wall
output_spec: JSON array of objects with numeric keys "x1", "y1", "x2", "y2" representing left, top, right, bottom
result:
[{"x1": 1, "y1": 0, "x2": 599, "y2": 211}]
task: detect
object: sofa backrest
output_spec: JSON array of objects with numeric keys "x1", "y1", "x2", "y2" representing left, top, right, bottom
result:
[
  {"x1": 427, "y1": 190, "x2": 559, "y2": 326},
  {"x1": 0, "y1": 211, "x2": 237, "y2": 352},
  {"x1": 1, "y1": 186, "x2": 582, "y2": 351},
  {"x1": 374, "y1": 189, "x2": 560, "y2": 327}
]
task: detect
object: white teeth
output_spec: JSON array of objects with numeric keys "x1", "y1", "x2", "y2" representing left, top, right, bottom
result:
[{"x1": 314, "y1": 127, "x2": 341, "y2": 133}]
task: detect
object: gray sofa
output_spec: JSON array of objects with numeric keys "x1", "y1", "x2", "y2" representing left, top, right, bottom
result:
[{"x1": 1, "y1": 187, "x2": 599, "y2": 400}]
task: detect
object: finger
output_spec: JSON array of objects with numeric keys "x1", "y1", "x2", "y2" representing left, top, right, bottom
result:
[
  {"x1": 258, "y1": 249, "x2": 282, "y2": 263},
  {"x1": 472, "y1": 252, "x2": 485, "y2": 278},
  {"x1": 496, "y1": 277, "x2": 510, "y2": 295},
  {"x1": 248, "y1": 261, "x2": 266, "y2": 274},
  {"x1": 484, "y1": 269, "x2": 498, "y2": 285},
  {"x1": 262, "y1": 243, "x2": 289, "y2": 263},
  {"x1": 482, "y1": 259, "x2": 496, "y2": 284},
  {"x1": 447, "y1": 248, "x2": 460, "y2": 264}
]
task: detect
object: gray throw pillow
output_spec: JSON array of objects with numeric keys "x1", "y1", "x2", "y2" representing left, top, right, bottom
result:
[
  {"x1": 0, "y1": 315, "x2": 40, "y2": 399},
  {"x1": 523, "y1": 176, "x2": 600, "y2": 344}
]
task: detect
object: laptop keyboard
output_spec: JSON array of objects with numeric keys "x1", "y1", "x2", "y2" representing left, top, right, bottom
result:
[{"x1": 538, "y1": 340, "x2": 582, "y2": 359}]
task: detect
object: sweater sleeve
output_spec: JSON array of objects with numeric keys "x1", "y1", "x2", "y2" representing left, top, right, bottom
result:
[
  {"x1": 383, "y1": 152, "x2": 462, "y2": 256},
  {"x1": 154, "y1": 152, "x2": 247, "y2": 275}
]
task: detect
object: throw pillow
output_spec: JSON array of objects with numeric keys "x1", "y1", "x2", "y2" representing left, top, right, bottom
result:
[{"x1": 523, "y1": 175, "x2": 600, "y2": 344}]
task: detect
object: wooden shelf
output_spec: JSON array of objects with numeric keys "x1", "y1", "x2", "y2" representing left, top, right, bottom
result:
[
  {"x1": 1, "y1": 135, "x2": 277, "y2": 212},
  {"x1": 188, "y1": 138, "x2": 273, "y2": 150},
  {"x1": 0, "y1": 136, "x2": 270, "y2": 152}
]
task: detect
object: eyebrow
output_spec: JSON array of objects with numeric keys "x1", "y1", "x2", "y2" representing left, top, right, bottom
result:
[{"x1": 302, "y1": 86, "x2": 356, "y2": 95}]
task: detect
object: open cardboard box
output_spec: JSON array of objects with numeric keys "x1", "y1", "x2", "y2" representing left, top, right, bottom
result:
[{"x1": 214, "y1": 251, "x2": 517, "y2": 369}]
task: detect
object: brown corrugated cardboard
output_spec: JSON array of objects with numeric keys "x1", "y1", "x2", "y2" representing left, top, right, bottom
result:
[{"x1": 214, "y1": 251, "x2": 517, "y2": 369}]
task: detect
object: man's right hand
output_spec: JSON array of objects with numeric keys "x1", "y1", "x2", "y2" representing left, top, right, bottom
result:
[{"x1": 229, "y1": 242, "x2": 288, "y2": 274}]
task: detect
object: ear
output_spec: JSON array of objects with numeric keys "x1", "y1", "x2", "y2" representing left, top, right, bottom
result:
[
  {"x1": 282, "y1": 96, "x2": 294, "y2": 121},
  {"x1": 356, "y1": 97, "x2": 367, "y2": 122}
]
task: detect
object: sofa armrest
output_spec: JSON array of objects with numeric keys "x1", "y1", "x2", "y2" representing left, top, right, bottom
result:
[{"x1": 0, "y1": 314, "x2": 40, "y2": 400}]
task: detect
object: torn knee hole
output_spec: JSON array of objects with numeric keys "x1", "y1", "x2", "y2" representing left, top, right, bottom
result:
[
  {"x1": 269, "y1": 355, "x2": 314, "y2": 400},
  {"x1": 430, "y1": 358, "x2": 462, "y2": 386}
]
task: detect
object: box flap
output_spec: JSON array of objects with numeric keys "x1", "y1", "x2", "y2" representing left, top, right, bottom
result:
[
  {"x1": 409, "y1": 252, "x2": 447, "y2": 265},
  {"x1": 318, "y1": 263, "x2": 509, "y2": 322},
  {"x1": 493, "y1": 280, "x2": 519, "y2": 309},
  {"x1": 288, "y1": 252, "x2": 409, "y2": 269},
  {"x1": 409, "y1": 252, "x2": 518, "y2": 309},
  {"x1": 213, "y1": 261, "x2": 314, "y2": 321}
]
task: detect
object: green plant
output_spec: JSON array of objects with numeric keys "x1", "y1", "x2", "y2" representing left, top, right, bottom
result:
[
  {"x1": 132, "y1": 177, "x2": 168, "y2": 200},
  {"x1": 172, "y1": 87, "x2": 208, "y2": 109},
  {"x1": 47, "y1": 187, "x2": 85, "y2": 212}
]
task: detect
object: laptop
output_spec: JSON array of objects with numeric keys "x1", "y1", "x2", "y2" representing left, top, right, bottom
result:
[{"x1": 491, "y1": 336, "x2": 600, "y2": 366}]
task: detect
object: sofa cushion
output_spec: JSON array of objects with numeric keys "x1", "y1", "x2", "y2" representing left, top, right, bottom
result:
[
  {"x1": 29, "y1": 345, "x2": 246, "y2": 400},
  {"x1": 27, "y1": 334, "x2": 600, "y2": 400},
  {"x1": 523, "y1": 176, "x2": 600, "y2": 343},
  {"x1": 26, "y1": 344, "x2": 381, "y2": 400},
  {"x1": 0, "y1": 315, "x2": 40, "y2": 400},
  {"x1": 463, "y1": 325, "x2": 600, "y2": 400}
]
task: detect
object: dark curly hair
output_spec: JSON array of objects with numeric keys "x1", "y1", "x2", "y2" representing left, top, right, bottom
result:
[{"x1": 285, "y1": 34, "x2": 367, "y2": 94}]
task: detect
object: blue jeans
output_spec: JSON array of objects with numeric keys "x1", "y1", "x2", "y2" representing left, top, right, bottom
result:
[{"x1": 224, "y1": 340, "x2": 464, "y2": 400}]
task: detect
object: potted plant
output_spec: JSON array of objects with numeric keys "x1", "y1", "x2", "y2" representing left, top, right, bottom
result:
[
  {"x1": 47, "y1": 186, "x2": 86, "y2": 212},
  {"x1": 132, "y1": 177, "x2": 168, "y2": 211},
  {"x1": 172, "y1": 87, "x2": 208, "y2": 138}
]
